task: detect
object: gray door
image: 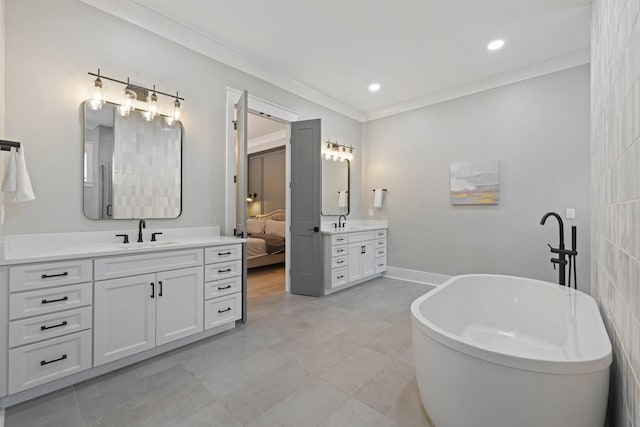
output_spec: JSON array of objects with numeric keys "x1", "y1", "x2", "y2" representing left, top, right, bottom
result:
[
  {"x1": 234, "y1": 90, "x2": 248, "y2": 321},
  {"x1": 290, "y1": 119, "x2": 322, "y2": 296}
]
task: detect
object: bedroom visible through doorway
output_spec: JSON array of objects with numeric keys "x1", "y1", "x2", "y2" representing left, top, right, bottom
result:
[{"x1": 246, "y1": 112, "x2": 288, "y2": 302}]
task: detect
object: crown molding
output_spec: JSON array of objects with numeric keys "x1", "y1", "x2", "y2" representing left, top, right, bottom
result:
[
  {"x1": 248, "y1": 129, "x2": 287, "y2": 154},
  {"x1": 79, "y1": 0, "x2": 365, "y2": 122},
  {"x1": 363, "y1": 49, "x2": 590, "y2": 122}
]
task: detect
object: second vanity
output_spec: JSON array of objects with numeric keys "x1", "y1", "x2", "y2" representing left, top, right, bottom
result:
[
  {"x1": 321, "y1": 222, "x2": 388, "y2": 295},
  {"x1": 0, "y1": 227, "x2": 245, "y2": 407}
]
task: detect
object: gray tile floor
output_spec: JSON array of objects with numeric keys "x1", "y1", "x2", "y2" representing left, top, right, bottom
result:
[{"x1": 5, "y1": 277, "x2": 433, "y2": 427}]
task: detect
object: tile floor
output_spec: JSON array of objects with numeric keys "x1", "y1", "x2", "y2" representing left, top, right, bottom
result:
[{"x1": 5, "y1": 277, "x2": 433, "y2": 427}]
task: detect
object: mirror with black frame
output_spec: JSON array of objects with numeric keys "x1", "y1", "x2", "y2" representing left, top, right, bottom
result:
[
  {"x1": 321, "y1": 159, "x2": 350, "y2": 215},
  {"x1": 83, "y1": 101, "x2": 182, "y2": 219}
]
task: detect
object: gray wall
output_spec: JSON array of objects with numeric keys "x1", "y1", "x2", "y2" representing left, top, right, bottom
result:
[
  {"x1": 591, "y1": 1, "x2": 640, "y2": 425},
  {"x1": 2, "y1": 0, "x2": 361, "y2": 234},
  {"x1": 362, "y1": 65, "x2": 591, "y2": 292}
]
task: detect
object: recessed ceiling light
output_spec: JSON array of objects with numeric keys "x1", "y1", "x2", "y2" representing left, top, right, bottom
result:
[
  {"x1": 368, "y1": 83, "x2": 381, "y2": 92},
  {"x1": 487, "y1": 40, "x2": 505, "y2": 51}
]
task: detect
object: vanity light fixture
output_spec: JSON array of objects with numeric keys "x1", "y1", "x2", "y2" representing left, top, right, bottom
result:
[
  {"x1": 88, "y1": 68, "x2": 105, "y2": 110},
  {"x1": 322, "y1": 140, "x2": 354, "y2": 162},
  {"x1": 87, "y1": 69, "x2": 185, "y2": 122}
]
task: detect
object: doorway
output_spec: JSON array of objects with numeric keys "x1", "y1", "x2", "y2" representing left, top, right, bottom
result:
[{"x1": 246, "y1": 113, "x2": 288, "y2": 302}]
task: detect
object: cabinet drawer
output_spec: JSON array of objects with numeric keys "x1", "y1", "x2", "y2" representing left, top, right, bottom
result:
[
  {"x1": 331, "y1": 245, "x2": 348, "y2": 257},
  {"x1": 374, "y1": 247, "x2": 387, "y2": 258},
  {"x1": 375, "y1": 238, "x2": 386, "y2": 249},
  {"x1": 9, "y1": 306, "x2": 92, "y2": 348},
  {"x1": 205, "y1": 260, "x2": 242, "y2": 281},
  {"x1": 95, "y1": 249, "x2": 203, "y2": 281},
  {"x1": 10, "y1": 283, "x2": 92, "y2": 320},
  {"x1": 331, "y1": 234, "x2": 348, "y2": 245},
  {"x1": 204, "y1": 244, "x2": 242, "y2": 264},
  {"x1": 205, "y1": 276, "x2": 242, "y2": 300},
  {"x1": 10, "y1": 260, "x2": 92, "y2": 292},
  {"x1": 375, "y1": 256, "x2": 387, "y2": 273},
  {"x1": 204, "y1": 293, "x2": 241, "y2": 330},
  {"x1": 331, "y1": 256, "x2": 348, "y2": 269},
  {"x1": 375, "y1": 229, "x2": 387, "y2": 239},
  {"x1": 349, "y1": 231, "x2": 375, "y2": 243},
  {"x1": 8, "y1": 330, "x2": 92, "y2": 394},
  {"x1": 331, "y1": 267, "x2": 348, "y2": 289}
]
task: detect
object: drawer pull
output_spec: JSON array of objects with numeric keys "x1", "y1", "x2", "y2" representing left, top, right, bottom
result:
[
  {"x1": 218, "y1": 307, "x2": 232, "y2": 313},
  {"x1": 41, "y1": 296, "x2": 69, "y2": 305},
  {"x1": 337, "y1": 249, "x2": 344, "y2": 253},
  {"x1": 40, "y1": 354, "x2": 67, "y2": 366},
  {"x1": 378, "y1": 251, "x2": 384, "y2": 255},
  {"x1": 337, "y1": 238, "x2": 344, "y2": 241},
  {"x1": 378, "y1": 263, "x2": 384, "y2": 267},
  {"x1": 337, "y1": 275, "x2": 345, "y2": 279},
  {"x1": 218, "y1": 251, "x2": 232, "y2": 256},
  {"x1": 218, "y1": 285, "x2": 232, "y2": 290},
  {"x1": 41, "y1": 272, "x2": 69, "y2": 279},
  {"x1": 40, "y1": 321, "x2": 68, "y2": 331},
  {"x1": 337, "y1": 260, "x2": 344, "y2": 264},
  {"x1": 218, "y1": 268, "x2": 232, "y2": 273}
]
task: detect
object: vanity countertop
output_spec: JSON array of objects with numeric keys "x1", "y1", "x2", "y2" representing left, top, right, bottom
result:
[
  {"x1": 0, "y1": 228, "x2": 245, "y2": 265},
  {"x1": 321, "y1": 222, "x2": 388, "y2": 235}
]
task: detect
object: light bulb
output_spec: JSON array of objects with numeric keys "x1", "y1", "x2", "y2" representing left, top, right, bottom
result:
[
  {"x1": 147, "y1": 85, "x2": 158, "y2": 119},
  {"x1": 165, "y1": 116, "x2": 175, "y2": 126},
  {"x1": 117, "y1": 104, "x2": 130, "y2": 116},
  {"x1": 121, "y1": 79, "x2": 137, "y2": 115},
  {"x1": 88, "y1": 71, "x2": 105, "y2": 110},
  {"x1": 141, "y1": 111, "x2": 154, "y2": 121},
  {"x1": 169, "y1": 93, "x2": 182, "y2": 123}
]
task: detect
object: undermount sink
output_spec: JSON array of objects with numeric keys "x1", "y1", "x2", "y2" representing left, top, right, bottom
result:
[{"x1": 119, "y1": 241, "x2": 178, "y2": 249}]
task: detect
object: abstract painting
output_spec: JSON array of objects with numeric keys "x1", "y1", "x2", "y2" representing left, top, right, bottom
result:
[{"x1": 450, "y1": 160, "x2": 500, "y2": 205}]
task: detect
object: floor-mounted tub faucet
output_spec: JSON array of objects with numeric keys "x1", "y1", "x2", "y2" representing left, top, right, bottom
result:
[{"x1": 540, "y1": 212, "x2": 578, "y2": 288}]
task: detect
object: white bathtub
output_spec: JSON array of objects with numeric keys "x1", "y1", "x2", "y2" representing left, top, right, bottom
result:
[{"x1": 411, "y1": 274, "x2": 612, "y2": 427}]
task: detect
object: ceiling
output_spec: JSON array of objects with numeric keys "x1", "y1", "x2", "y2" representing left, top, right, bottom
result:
[
  {"x1": 248, "y1": 113, "x2": 286, "y2": 141},
  {"x1": 81, "y1": 0, "x2": 592, "y2": 122}
]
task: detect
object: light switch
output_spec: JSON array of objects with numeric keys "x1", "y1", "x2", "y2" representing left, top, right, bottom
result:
[{"x1": 565, "y1": 208, "x2": 575, "y2": 219}]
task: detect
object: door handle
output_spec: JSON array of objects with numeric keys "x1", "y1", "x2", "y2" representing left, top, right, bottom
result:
[
  {"x1": 150, "y1": 282, "x2": 155, "y2": 298},
  {"x1": 158, "y1": 281, "x2": 163, "y2": 297},
  {"x1": 307, "y1": 227, "x2": 320, "y2": 232}
]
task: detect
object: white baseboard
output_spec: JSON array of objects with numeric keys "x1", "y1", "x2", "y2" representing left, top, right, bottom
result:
[{"x1": 383, "y1": 266, "x2": 451, "y2": 287}]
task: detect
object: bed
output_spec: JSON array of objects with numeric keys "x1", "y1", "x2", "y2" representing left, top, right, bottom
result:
[{"x1": 247, "y1": 209, "x2": 286, "y2": 269}]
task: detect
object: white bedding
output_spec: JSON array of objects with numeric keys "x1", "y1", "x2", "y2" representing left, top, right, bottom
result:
[{"x1": 247, "y1": 237, "x2": 267, "y2": 259}]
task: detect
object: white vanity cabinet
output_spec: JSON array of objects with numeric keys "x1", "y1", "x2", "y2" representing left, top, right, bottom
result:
[
  {"x1": 6, "y1": 259, "x2": 94, "y2": 394},
  {"x1": 322, "y1": 227, "x2": 387, "y2": 294},
  {"x1": 93, "y1": 250, "x2": 204, "y2": 366},
  {"x1": 0, "y1": 236, "x2": 245, "y2": 407}
]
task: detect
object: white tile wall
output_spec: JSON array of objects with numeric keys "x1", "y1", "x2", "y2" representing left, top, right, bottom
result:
[{"x1": 592, "y1": 0, "x2": 640, "y2": 425}]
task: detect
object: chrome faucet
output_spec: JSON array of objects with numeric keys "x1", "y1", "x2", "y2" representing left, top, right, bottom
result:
[
  {"x1": 137, "y1": 219, "x2": 146, "y2": 243},
  {"x1": 338, "y1": 215, "x2": 347, "y2": 228}
]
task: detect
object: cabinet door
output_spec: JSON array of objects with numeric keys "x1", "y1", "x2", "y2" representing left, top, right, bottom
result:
[
  {"x1": 94, "y1": 274, "x2": 156, "y2": 366},
  {"x1": 361, "y1": 241, "x2": 375, "y2": 278},
  {"x1": 156, "y1": 267, "x2": 204, "y2": 346},
  {"x1": 348, "y1": 242, "x2": 364, "y2": 282}
]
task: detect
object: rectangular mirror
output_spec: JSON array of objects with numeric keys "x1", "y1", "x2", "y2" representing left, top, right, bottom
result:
[
  {"x1": 83, "y1": 101, "x2": 182, "y2": 219},
  {"x1": 322, "y1": 159, "x2": 349, "y2": 215}
]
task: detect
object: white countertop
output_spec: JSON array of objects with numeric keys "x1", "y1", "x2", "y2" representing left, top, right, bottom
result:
[
  {"x1": 0, "y1": 227, "x2": 245, "y2": 265},
  {"x1": 321, "y1": 220, "x2": 388, "y2": 235}
]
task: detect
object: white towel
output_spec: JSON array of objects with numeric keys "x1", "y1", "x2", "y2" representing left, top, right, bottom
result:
[
  {"x1": 373, "y1": 188, "x2": 384, "y2": 208},
  {"x1": 2, "y1": 148, "x2": 16, "y2": 193},
  {"x1": 338, "y1": 190, "x2": 347, "y2": 208},
  {"x1": 14, "y1": 147, "x2": 35, "y2": 202}
]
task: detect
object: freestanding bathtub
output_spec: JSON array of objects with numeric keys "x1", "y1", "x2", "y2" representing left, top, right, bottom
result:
[{"x1": 411, "y1": 274, "x2": 612, "y2": 427}]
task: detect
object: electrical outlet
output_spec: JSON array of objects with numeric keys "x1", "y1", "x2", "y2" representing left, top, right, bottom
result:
[
  {"x1": 368, "y1": 209, "x2": 374, "y2": 217},
  {"x1": 565, "y1": 208, "x2": 575, "y2": 219}
]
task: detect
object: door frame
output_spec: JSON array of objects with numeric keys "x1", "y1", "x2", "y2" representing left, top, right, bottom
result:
[{"x1": 225, "y1": 88, "x2": 299, "y2": 292}]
